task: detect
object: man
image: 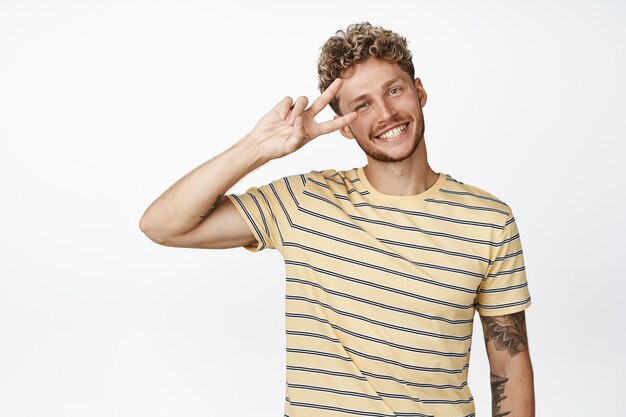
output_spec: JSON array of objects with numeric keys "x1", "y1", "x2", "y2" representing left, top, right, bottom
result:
[{"x1": 140, "y1": 22, "x2": 534, "y2": 417}]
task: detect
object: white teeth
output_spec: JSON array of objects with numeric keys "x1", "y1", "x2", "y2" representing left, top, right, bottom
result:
[{"x1": 378, "y1": 123, "x2": 407, "y2": 139}]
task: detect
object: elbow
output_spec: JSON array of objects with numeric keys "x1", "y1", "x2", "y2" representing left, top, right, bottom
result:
[{"x1": 139, "y1": 214, "x2": 167, "y2": 245}]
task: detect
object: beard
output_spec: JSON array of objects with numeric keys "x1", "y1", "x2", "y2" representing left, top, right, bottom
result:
[{"x1": 352, "y1": 113, "x2": 425, "y2": 163}]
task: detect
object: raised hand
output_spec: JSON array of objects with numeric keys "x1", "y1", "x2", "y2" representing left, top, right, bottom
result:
[{"x1": 245, "y1": 78, "x2": 358, "y2": 162}]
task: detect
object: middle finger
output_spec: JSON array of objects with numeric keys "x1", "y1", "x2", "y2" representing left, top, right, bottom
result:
[{"x1": 288, "y1": 96, "x2": 309, "y2": 126}]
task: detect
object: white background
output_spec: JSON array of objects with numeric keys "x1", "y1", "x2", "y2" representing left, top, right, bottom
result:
[{"x1": 1, "y1": 1, "x2": 625, "y2": 416}]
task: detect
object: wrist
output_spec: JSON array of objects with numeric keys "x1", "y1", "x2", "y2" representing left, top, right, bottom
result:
[{"x1": 235, "y1": 134, "x2": 271, "y2": 169}]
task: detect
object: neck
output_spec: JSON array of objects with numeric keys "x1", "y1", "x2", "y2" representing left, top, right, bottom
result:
[{"x1": 363, "y1": 137, "x2": 438, "y2": 196}]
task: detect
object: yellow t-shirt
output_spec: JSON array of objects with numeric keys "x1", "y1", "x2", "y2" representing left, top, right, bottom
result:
[{"x1": 226, "y1": 167, "x2": 531, "y2": 417}]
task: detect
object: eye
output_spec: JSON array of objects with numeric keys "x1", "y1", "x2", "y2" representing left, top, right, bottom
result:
[
  {"x1": 389, "y1": 87, "x2": 402, "y2": 95},
  {"x1": 355, "y1": 102, "x2": 369, "y2": 111}
]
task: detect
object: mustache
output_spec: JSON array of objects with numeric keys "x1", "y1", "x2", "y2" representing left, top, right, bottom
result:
[{"x1": 371, "y1": 115, "x2": 409, "y2": 137}]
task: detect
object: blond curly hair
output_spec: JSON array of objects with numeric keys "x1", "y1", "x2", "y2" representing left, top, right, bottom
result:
[{"x1": 317, "y1": 22, "x2": 415, "y2": 115}]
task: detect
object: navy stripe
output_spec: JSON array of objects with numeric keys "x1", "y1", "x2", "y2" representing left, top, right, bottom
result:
[
  {"x1": 343, "y1": 346, "x2": 466, "y2": 374},
  {"x1": 418, "y1": 397, "x2": 474, "y2": 404},
  {"x1": 284, "y1": 256, "x2": 475, "y2": 310},
  {"x1": 259, "y1": 186, "x2": 286, "y2": 246},
  {"x1": 287, "y1": 347, "x2": 351, "y2": 361},
  {"x1": 479, "y1": 282, "x2": 528, "y2": 293},
  {"x1": 438, "y1": 188, "x2": 507, "y2": 206},
  {"x1": 287, "y1": 311, "x2": 471, "y2": 343},
  {"x1": 378, "y1": 390, "x2": 473, "y2": 405},
  {"x1": 347, "y1": 213, "x2": 503, "y2": 246},
  {"x1": 287, "y1": 303, "x2": 471, "y2": 350},
  {"x1": 293, "y1": 181, "x2": 506, "y2": 248},
  {"x1": 288, "y1": 383, "x2": 383, "y2": 401},
  {"x1": 286, "y1": 365, "x2": 367, "y2": 381},
  {"x1": 493, "y1": 249, "x2": 523, "y2": 263},
  {"x1": 377, "y1": 238, "x2": 491, "y2": 264},
  {"x1": 425, "y1": 198, "x2": 510, "y2": 217},
  {"x1": 487, "y1": 265, "x2": 526, "y2": 278},
  {"x1": 361, "y1": 369, "x2": 468, "y2": 390},
  {"x1": 495, "y1": 233, "x2": 520, "y2": 248},
  {"x1": 289, "y1": 382, "x2": 474, "y2": 408},
  {"x1": 307, "y1": 177, "x2": 370, "y2": 196},
  {"x1": 229, "y1": 194, "x2": 266, "y2": 250},
  {"x1": 279, "y1": 205, "x2": 488, "y2": 280},
  {"x1": 282, "y1": 242, "x2": 479, "y2": 294},
  {"x1": 477, "y1": 297, "x2": 531, "y2": 310},
  {"x1": 288, "y1": 345, "x2": 466, "y2": 374},
  {"x1": 296, "y1": 200, "x2": 503, "y2": 247},
  {"x1": 320, "y1": 175, "x2": 345, "y2": 185},
  {"x1": 445, "y1": 175, "x2": 464, "y2": 185},
  {"x1": 285, "y1": 276, "x2": 474, "y2": 325},
  {"x1": 320, "y1": 173, "x2": 360, "y2": 183},
  {"x1": 280, "y1": 178, "x2": 300, "y2": 206},
  {"x1": 286, "y1": 399, "x2": 397, "y2": 417},
  {"x1": 249, "y1": 193, "x2": 270, "y2": 237},
  {"x1": 287, "y1": 365, "x2": 469, "y2": 391},
  {"x1": 303, "y1": 188, "x2": 503, "y2": 230},
  {"x1": 286, "y1": 329, "x2": 339, "y2": 343}
]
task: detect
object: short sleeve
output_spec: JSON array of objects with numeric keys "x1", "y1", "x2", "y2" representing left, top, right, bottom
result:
[
  {"x1": 476, "y1": 210, "x2": 532, "y2": 316},
  {"x1": 225, "y1": 174, "x2": 304, "y2": 253},
  {"x1": 226, "y1": 183, "x2": 280, "y2": 252}
]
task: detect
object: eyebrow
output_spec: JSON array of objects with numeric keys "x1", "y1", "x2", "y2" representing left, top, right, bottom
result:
[{"x1": 348, "y1": 77, "x2": 404, "y2": 106}]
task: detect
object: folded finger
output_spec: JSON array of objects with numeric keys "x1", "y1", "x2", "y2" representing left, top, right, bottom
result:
[
  {"x1": 284, "y1": 116, "x2": 307, "y2": 154},
  {"x1": 273, "y1": 96, "x2": 293, "y2": 120},
  {"x1": 288, "y1": 96, "x2": 309, "y2": 125}
]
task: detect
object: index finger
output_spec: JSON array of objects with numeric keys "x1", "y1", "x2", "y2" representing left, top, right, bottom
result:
[
  {"x1": 315, "y1": 111, "x2": 358, "y2": 137},
  {"x1": 307, "y1": 78, "x2": 343, "y2": 117}
]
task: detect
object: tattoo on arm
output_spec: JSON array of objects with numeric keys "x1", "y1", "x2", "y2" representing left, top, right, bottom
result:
[
  {"x1": 483, "y1": 311, "x2": 528, "y2": 357},
  {"x1": 491, "y1": 372, "x2": 511, "y2": 417},
  {"x1": 199, "y1": 194, "x2": 224, "y2": 221}
]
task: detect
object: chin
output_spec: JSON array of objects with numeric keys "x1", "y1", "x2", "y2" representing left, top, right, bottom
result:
[{"x1": 361, "y1": 132, "x2": 423, "y2": 163}]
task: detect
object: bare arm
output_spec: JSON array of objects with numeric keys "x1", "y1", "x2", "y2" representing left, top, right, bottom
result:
[
  {"x1": 480, "y1": 310, "x2": 535, "y2": 417},
  {"x1": 139, "y1": 138, "x2": 264, "y2": 248},
  {"x1": 139, "y1": 79, "x2": 357, "y2": 248}
]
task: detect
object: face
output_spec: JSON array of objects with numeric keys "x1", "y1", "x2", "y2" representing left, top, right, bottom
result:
[{"x1": 336, "y1": 58, "x2": 427, "y2": 163}]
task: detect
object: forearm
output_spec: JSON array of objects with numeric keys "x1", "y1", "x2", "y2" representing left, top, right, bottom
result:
[
  {"x1": 490, "y1": 357, "x2": 535, "y2": 417},
  {"x1": 481, "y1": 311, "x2": 535, "y2": 417},
  {"x1": 139, "y1": 135, "x2": 266, "y2": 240},
  {"x1": 139, "y1": 83, "x2": 357, "y2": 243}
]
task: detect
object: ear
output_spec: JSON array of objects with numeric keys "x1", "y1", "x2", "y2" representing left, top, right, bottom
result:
[
  {"x1": 414, "y1": 77, "x2": 428, "y2": 107},
  {"x1": 334, "y1": 115, "x2": 355, "y2": 139}
]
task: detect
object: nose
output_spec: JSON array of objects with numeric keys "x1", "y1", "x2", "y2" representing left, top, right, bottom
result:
[{"x1": 377, "y1": 100, "x2": 395, "y2": 122}]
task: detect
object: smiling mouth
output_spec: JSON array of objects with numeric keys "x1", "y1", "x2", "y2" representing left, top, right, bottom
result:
[{"x1": 374, "y1": 123, "x2": 409, "y2": 140}]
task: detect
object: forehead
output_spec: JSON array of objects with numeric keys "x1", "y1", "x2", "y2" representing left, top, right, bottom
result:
[{"x1": 336, "y1": 58, "x2": 412, "y2": 109}]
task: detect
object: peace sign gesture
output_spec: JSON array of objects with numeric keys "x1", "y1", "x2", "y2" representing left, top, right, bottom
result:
[{"x1": 246, "y1": 78, "x2": 358, "y2": 162}]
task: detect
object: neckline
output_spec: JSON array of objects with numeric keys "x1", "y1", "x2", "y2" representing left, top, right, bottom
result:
[{"x1": 356, "y1": 166, "x2": 446, "y2": 204}]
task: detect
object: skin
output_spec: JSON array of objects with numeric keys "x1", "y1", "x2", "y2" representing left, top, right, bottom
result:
[
  {"x1": 140, "y1": 53, "x2": 535, "y2": 417},
  {"x1": 139, "y1": 78, "x2": 357, "y2": 247},
  {"x1": 335, "y1": 57, "x2": 439, "y2": 197},
  {"x1": 481, "y1": 311, "x2": 535, "y2": 417}
]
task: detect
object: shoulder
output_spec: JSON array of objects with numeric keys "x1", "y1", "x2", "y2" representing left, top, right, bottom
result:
[
  {"x1": 295, "y1": 167, "x2": 355, "y2": 190},
  {"x1": 270, "y1": 168, "x2": 359, "y2": 202},
  {"x1": 439, "y1": 173, "x2": 513, "y2": 220},
  {"x1": 260, "y1": 168, "x2": 345, "y2": 197}
]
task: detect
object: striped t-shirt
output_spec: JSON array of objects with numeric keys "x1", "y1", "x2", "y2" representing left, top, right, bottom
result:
[{"x1": 226, "y1": 167, "x2": 531, "y2": 417}]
